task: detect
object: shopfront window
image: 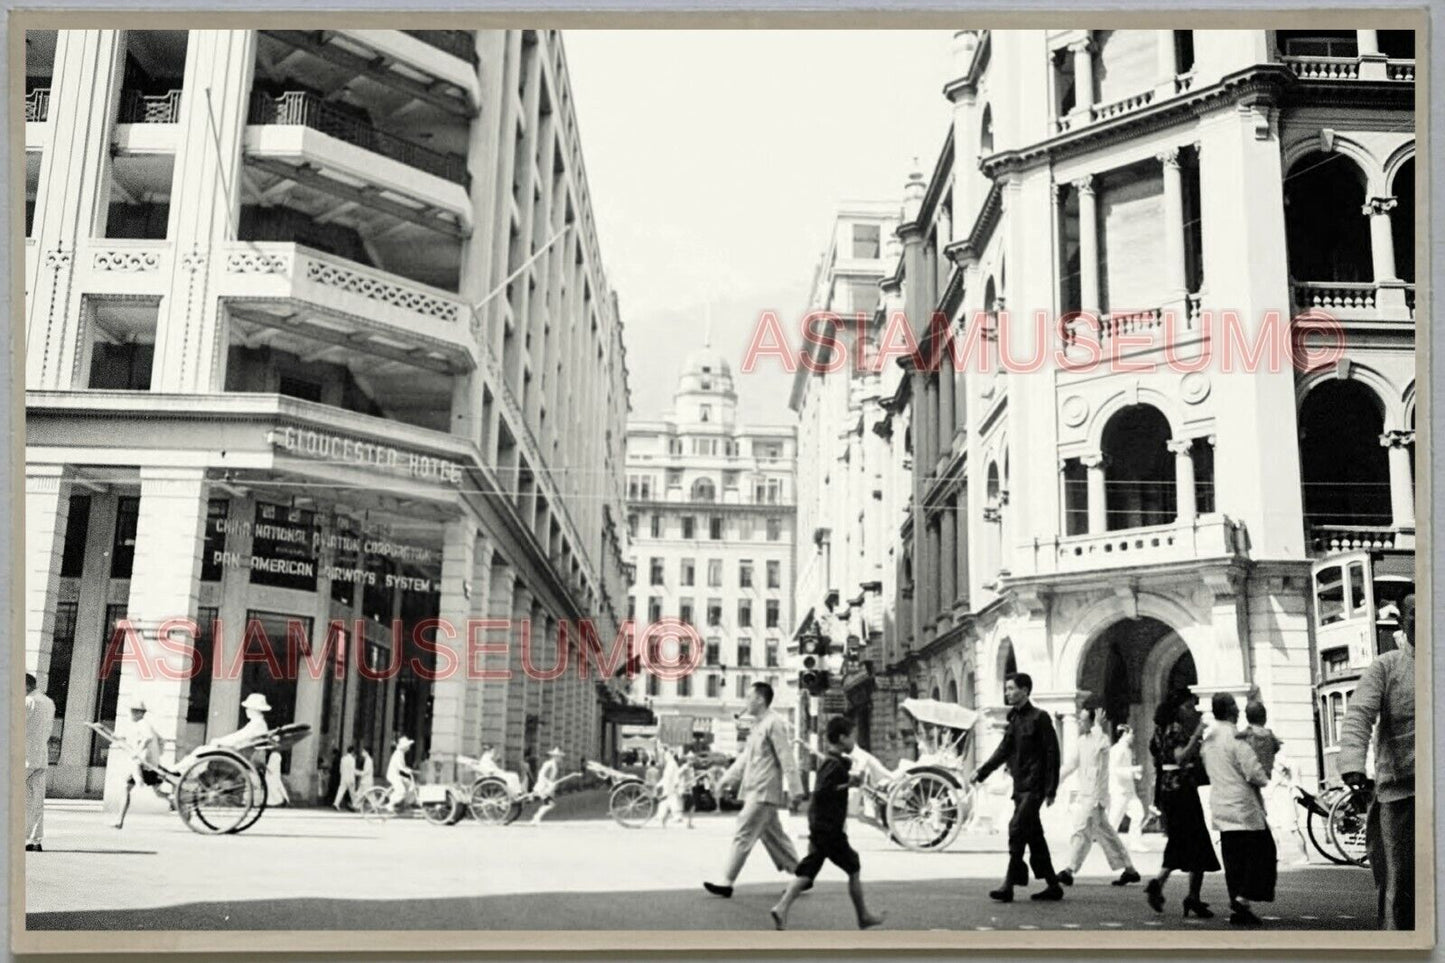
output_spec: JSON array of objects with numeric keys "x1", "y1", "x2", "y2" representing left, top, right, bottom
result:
[
  {"x1": 59, "y1": 495, "x2": 91, "y2": 578},
  {"x1": 90, "y1": 604, "x2": 128, "y2": 766},
  {"x1": 249, "y1": 501, "x2": 317, "y2": 592},
  {"x1": 200, "y1": 499, "x2": 228, "y2": 582},
  {"x1": 186, "y1": 607, "x2": 219, "y2": 725},
  {"x1": 110, "y1": 496, "x2": 140, "y2": 578}
]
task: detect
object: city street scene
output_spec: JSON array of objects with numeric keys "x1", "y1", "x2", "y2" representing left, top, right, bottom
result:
[{"x1": 19, "y1": 21, "x2": 1422, "y2": 950}]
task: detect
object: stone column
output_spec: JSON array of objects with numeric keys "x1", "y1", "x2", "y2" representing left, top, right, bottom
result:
[
  {"x1": 478, "y1": 563, "x2": 515, "y2": 751},
  {"x1": 1168, "y1": 439, "x2": 1197, "y2": 524},
  {"x1": 104, "y1": 468, "x2": 209, "y2": 812},
  {"x1": 1159, "y1": 149, "x2": 1187, "y2": 305},
  {"x1": 25, "y1": 467, "x2": 73, "y2": 683},
  {"x1": 1381, "y1": 430, "x2": 1416, "y2": 529},
  {"x1": 954, "y1": 487, "x2": 970, "y2": 606},
  {"x1": 432, "y1": 520, "x2": 493, "y2": 780},
  {"x1": 938, "y1": 504, "x2": 958, "y2": 617},
  {"x1": 937, "y1": 343, "x2": 956, "y2": 459},
  {"x1": 1083, "y1": 453, "x2": 1108, "y2": 534},
  {"x1": 1357, "y1": 29, "x2": 1380, "y2": 55},
  {"x1": 506, "y1": 586, "x2": 535, "y2": 762},
  {"x1": 1074, "y1": 176, "x2": 1100, "y2": 313},
  {"x1": 1069, "y1": 36, "x2": 1096, "y2": 119},
  {"x1": 1155, "y1": 31, "x2": 1179, "y2": 96},
  {"x1": 1356, "y1": 30, "x2": 1388, "y2": 79},
  {"x1": 1363, "y1": 196, "x2": 1399, "y2": 282}
]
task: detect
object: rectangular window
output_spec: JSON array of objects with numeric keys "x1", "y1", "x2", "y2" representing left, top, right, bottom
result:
[
  {"x1": 679, "y1": 597, "x2": 694, "y2": 624},
  {"x1": 186, "y1": 607, "x2": 218, "y2": 724},
  {"x1": 707, "y1": 598, "x2": 723, "y2": 627},
  {"x1": 706, "y1": 638, "x2": 720, "y2": 665},
  {"x1": 767, "y1": 560, "x2": 781, "y2": 589},
  {"x1": 766, "y1": 599, "x2": 780, "y2": 628},
  {"x1": 852, "y1": 223, "x2": 881, "y2": 259},
  {"x1": 766, "y1": 641, "x2": 780, "y2": 668},
  {"x1": 707, "y1": 558, "x2": 723, "y2": 587},
  {"x1": 677, "y1": 673, "x2": 692, "y2": 697},
  {"x1": 736, "y1": 673, "x2": 752, "y2": 699},
  {"x1": 59, "y1": 495, "x2": 92, "y2": 578},
  {"x1": 649, "y1": 557, "x2": 664, "y2": 585},
  {"x1": 766, "y1": 518, "x2": 782, "y2": 541},
  {"x1": 650, "y1": 514, "x2": 661, "y2": 538},
  {"x1": 110, "y1": 495, "x2": 140, "y2": 578},
  {"x1": 739, "y1": 560, "x2": 754, "y2": 587},
  {"x1": 627, "y1": 513, "x2": 638, "y2": 538},
  {"x1": 627, "y1": 595, "x2": 636, "y2": 619},
  {"x1": 681, "y1": 516, "x2": 695, "y2": 539},
  {"x1": 46, "y1": 602, "x2": 79, "y2": 722},
  {"x1": 90, "y1": 603, "x2": 128, "y2": 765},
  {"x1": 648, "y1": 674, "x2": 661, "y2": 697},
  {"x1": 648, "y1": 596, "x2": 663, "y2": 623},
  {"x1": 680, "y1": 557, "x2": 695, "y2": 586},
  {"x1": 738, "y1": 517, "x2": 755, "y2": 540},
  {"x1": 199, "y1": 498, "x2": 228, "y2": 582},
  {"x1": 706, "y1": 674, "x2": 721, "y2": 698},
  {"x1": 249, "y1": 501, "x2": 317, "y2": 592},
  {"x1": 709, "y1": 516, "x2": 724, "y2": 540},
  {"x1": 737, "y1": 638, "x2": 752, "y2": 667},
  {"x1": 738, "y1": 599, "x2": 752, "y2": 628}
]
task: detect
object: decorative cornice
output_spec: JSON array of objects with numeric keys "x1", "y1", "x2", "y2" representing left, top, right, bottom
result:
[{"x1": 942, "y1": 30, "x2": 991, "y2": 103}]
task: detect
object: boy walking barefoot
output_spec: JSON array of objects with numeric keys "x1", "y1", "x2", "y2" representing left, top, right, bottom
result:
[{"x1": 771, "y1": 716, "x2": 885, "y2": 931}]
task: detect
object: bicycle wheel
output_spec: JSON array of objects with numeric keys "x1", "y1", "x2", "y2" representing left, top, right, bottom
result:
[
  {"x1": 608, "y1": 780, "x2": 655, "y2": 828},
  {"x1": 421, "y1": 788, "x2": 462, "y2": 826},
  {"x1": 1326, "y1": 787, "x2": 1371, "y2": 867},
  {"x1": 359, "y1": 786, "x2": 392, "y2": 823},
  {"x1": 1306, "y1": 786, "x2": 1351, "y2": 865},
  {"x1": 468, "y1": 777, "x2": 521, "y2": 825}
]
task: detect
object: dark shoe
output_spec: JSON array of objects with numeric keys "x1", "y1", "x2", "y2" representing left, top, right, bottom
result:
[
  {"x1": 1182, "y1": 897, "x2": 1214, "y2": 919},
  {"x1": 988, "y1": 886, "x2": 1014, "y2": 903},
  {"x1": 1031, "y1": 884, "x2": 1065, "y2": 901},
  {"x1": 703, "y1": 882, "x2": 733, "y2": 898},
  {"x1": 24, "y1": 844, "x2": 35, "y2": 852},
  {"x1": 1112, "y1": 868, "x2": 1142, "y2": 887},
  {"x1": 1057, "y1": 869, "x2": 1074, "y2": 887},
  {"x1": 1229, "y1": 902, "x2": 1262, "y2": 926},
  {"x1": 1145, "y1": 879, "x2": 1165, "y2": 913}
]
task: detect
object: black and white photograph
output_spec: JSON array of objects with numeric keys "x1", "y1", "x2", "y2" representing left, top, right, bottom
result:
[{"x1": 10, "y1": 10, "x2": 1433, "y2": 955}]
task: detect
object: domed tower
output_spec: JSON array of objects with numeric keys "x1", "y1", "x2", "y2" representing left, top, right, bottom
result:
[{"x1": 673, "y1": 347, "x2": 738, "y2": 427}]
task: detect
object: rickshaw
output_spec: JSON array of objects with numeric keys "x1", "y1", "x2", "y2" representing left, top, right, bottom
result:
[
  {"x1": 86, "y1": 721, "x2": 313, "y2": 835},
  {"x1": 856, "y1": 698, "x2": 978, "y2": 852},
  {"x1": 585, "y1": 759, "x2": 660, "y2": 827}
]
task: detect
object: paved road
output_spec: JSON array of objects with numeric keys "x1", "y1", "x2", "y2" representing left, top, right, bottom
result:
[{"x1": 26, "y1": 801, "x2": 1376, "y2": 932}]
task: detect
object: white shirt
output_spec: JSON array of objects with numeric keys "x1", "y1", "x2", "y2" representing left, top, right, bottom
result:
[
  {"x1": 1108, "y1": 739, "x2": 1138, "y2": 793},
  {"x1": 1061, "y1": 727, "x2": 1111, "y2": 806},
  {"x1": 337, "y1": 752, "x2": 357, "y2": 782},
  {"x1": 386, "y1": 747, "x2": 412, "y2": 785},
  {"x1": 121, "y1": 716, "x2": 163, "y2": 767},
  {"x1": 25, "y1": 690, "x2": 56, "y2": 770},
  {"x1": 1199, "y1": 721, "x2": 1269, "y2": 832},
  {"x1": 212, "y1": 715, "x2": 269, "y2": 750}
]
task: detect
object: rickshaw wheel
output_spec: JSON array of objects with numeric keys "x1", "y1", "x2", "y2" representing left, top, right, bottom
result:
[
  {"x1": 1326, "y1": 787, "x2": 1372, "y2": 867},
  {"x1": 359, "y1": 786, "x2": 392, "y2": 822},
  {"x1": 176, "y1": 752, "x2": 255, "y2": 835},
  {"x1": 885, "y1": 769, "x2": 966, "y2": 852},
  {"x1": 229, "y1": 756, "x2": 269, "y2": 834},
  {"x1": 468, "y1": 777, "x2": 521, "y2": 825},
  {"x1": 422, "y1": 788, "x2": 463, "y2": 826},
  {"x1": 608, "y1": 780, "x2": 655, "y2": 828}
]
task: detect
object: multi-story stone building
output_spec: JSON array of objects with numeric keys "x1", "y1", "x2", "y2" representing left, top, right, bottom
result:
[
  {"x1": 625, "y1": 352, "x2": 797, "y2": 754},
  {"x1": 878, "y1": 28, "x2": 1416, "y2": 793},
  {"x1": 23, "y1": 28, "x2": 633, "y2": 805},
  {"x1": 789, "y1": 203, "x2": 911, "y2": 759}
]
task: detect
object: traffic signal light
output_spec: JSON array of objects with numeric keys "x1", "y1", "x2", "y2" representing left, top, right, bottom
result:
[{"x1": 798, "y1": 632, "x2": 829, "y2": 696}]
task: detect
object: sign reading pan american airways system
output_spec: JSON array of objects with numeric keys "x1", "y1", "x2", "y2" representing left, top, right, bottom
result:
[{"x1": 268, "y1": 425, "x2": 466, "y2": 485}]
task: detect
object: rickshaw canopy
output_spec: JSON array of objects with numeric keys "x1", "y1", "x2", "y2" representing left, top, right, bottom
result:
[{"x1": 900, "y1": 698, "x2": 979, "y2": 732}]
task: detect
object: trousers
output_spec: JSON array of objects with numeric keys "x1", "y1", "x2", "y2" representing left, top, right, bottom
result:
[
  {"x1": 1067, "y1": 802, "x2": 1133, "y2": 872},
  {"x1": 26, "y1": 768, "x2": 48, "y2": 845},
  {"x1": 722, "y1": 800, "x2": 799, "y2": 884},
  {"x1": 1367, "y1": 797, "x2": 1415, "y2": 930},
  {"x1": 1006, "y1": 791, "x2": 1056, "y2": 885}
]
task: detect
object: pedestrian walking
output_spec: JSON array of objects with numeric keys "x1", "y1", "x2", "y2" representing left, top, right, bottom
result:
[
  {"x1": 265, "y1": 750, "x2": 292, "y2": 807},
  {"x1": 969, "y1": 672, "x2": 1064, "y2": 903},
  {"x1": 333, "y1": 745, "x2": 360, "y2": 811},
  {"x1": 1056, "y1": 708, "x2": 1141, "y2": 888},
  {"x1": 1237, "y1": 699, "x2": 1283, "y2": 779},
  {"x1": 1200, "y1": 692, "x2": 1276, "y2": 926},
  {"x1": 703, "y1": 681, "x2": 805, "y2": 898},
  {"x1": 1107, "y1": 725, "x2": 1146, "y2": 850},
  {"x1": 24, "y1": 673, "x2": 56, "y2": 852},
  {"x1": 770, "y1": 716, "x2": 885, "y2": 930},
  {"x1": 1144, "y1": 698, "x2": 1220, "y2": 919},
  {"x1": 529, "y1": 746, "x2": 565, "y2": 825},
  {"x1": 357, "y1": 745, "x2": 375, "y2": 797},
  {"x1": 1339, "y1": 592, "x2": 1416, "y2": 930},
  {"x1": 654, "y1": 745, "x2": 692, "y2": 829},
  {"x1": 114, "y1": 700, "x2": 167, "y2": 829}
]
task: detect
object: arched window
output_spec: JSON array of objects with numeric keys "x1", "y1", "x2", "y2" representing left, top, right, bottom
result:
[
  {"x1": 1101, "y1": 405, "x2": 1174, "y2": 531},
  {"x1": 980, "y1": 104, "x2": 994, "y2": 153},
  {"x1": 691, "y1": 478, "x2": 716, "y2": 503},
  {"x1": 1390, "y1": 156, "x2": 1414, "y2": 283},
  {"x1": 946, "y1": 678, "x2": 959, "y2": 704},
  {"x1": 1284, "y1": 151, "x2": 1370, "y2": 283},
  {"x1": 1299, "y1": 379, "x2": 1390, "y2": 548},
  {"x1": 983, "y1": 462, "x2": 1002, "y2": 580}
]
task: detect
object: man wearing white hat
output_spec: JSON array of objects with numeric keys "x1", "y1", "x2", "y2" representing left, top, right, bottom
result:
[
  {"x1": 213, "y1": 692, "x2": 273, "y2": 750},
  {"x1": 530, "y1": 747, "x2": 566, "y2": 825},
  {"x1": 113, "y1": 700, "x2": 167, "y2": 829},
  {"x1": 385, "y1": 736, "x2": 416, "y2": 812}
]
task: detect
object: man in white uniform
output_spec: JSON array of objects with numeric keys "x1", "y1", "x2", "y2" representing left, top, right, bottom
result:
[
  {"x1": 1108, "y1": 724, "x2": 1147, "y2": 851},
  {"x1": 1057, "y1": 708, "x2": 1141, "y2": 887},
  {"x1": 25, "y1": 674, "x2": 56, "y2": 852},
  {"x1": 114, "y1": 700, "x2": 167, "y2": 829}
]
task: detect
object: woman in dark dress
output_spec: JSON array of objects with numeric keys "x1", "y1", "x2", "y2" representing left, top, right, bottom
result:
[{"x1": 1145, "y1": 699, "x2": 1221, "y2": 918}]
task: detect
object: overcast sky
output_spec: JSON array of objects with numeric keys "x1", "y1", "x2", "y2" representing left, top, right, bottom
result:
[{"x1": 564, "y1": 30, "x2": 957, "y2": 423}]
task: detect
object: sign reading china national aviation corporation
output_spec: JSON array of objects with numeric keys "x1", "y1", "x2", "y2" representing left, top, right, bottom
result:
[{"x1": 268, "y1": 425, "x2": 465, "y2": 485}]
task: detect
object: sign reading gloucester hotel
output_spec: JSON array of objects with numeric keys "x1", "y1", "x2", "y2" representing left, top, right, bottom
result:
[{"x1": 268, "y1": 425, "x2": 466, "y2": 485}]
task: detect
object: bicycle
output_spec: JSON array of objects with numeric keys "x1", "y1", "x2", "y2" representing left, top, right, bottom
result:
[{"x1": 1325, "y1": 780, "x2": 1373, "y2": 867}]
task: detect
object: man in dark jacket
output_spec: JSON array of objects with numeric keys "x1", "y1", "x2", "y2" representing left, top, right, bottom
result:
[{"x1": 971, "y1": 672, "x2": 1063, "y2": 902}]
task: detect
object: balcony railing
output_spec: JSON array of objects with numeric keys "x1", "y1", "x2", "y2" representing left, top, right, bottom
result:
[
  {"x1": 1292, "y1": 280, "x2": 1415, "y2": 321},
  {"x1": 119, "y1": 88, "x2": 183, "y2": 124},
  {"x1": 25, "y1": 87, "x2": 50, "y2": 122},
  {"x1": 1309, "y1": 524, "x2": 1406, "y2": 555},
  {"x1": 403, "y1": 30, "x2": 479, "y2": 64},
  {"x1": 1054, "y1": 88, "x2": 1157, "y2": 134},
  {"x1": 1282, "y1": 56, "x2": 1415, "y2": 82},
  {"x1": 1041, "y1": 514, "x2": 1242, "y2": 575},
  {"x1": 248, "y1": 90, "x2": 470, "y2": 188}
]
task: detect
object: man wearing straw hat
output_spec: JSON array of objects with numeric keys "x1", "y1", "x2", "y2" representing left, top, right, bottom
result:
[
  {"x1": 113, "y1": 699, "x2": 168, "y2": 829},
  {"x1": 530, "y1": 746, "x2": 566, "y2": 825}
]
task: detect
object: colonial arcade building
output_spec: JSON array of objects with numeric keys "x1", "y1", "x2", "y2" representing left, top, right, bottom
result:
[
  {"x1": 877, "y1": 28, "x2": 1415, "y2": 793},
  {"x1": 24, "y1": 29, "x2": 633, "y2": 805}
]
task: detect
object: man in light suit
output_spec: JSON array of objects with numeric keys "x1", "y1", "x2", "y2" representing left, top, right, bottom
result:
[
  {"x1": 704, "y1": 681, "x2": 805, "y2": 897},
  {"x1": 25, "y1": 673, "x2": 57, "y2": 852}
]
